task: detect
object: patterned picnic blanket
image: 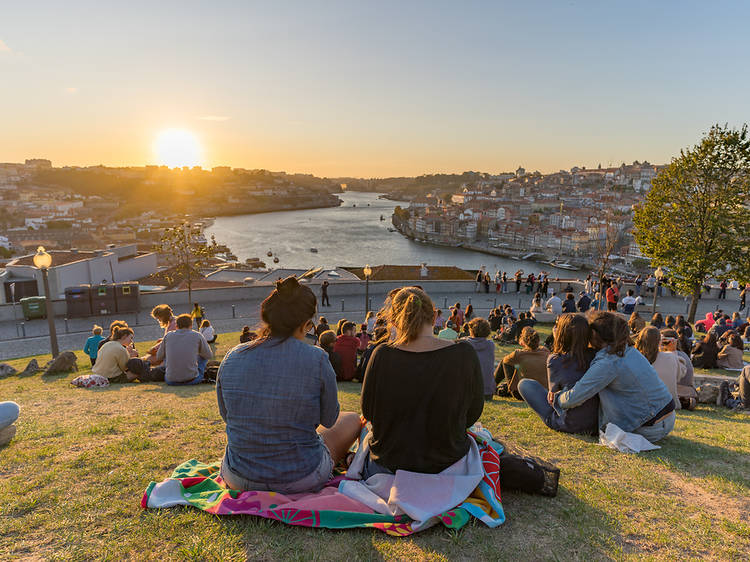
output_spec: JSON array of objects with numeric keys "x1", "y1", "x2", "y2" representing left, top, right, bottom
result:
[{"x1": 142, "y1": 428, "x2": 505, "y2": 536}]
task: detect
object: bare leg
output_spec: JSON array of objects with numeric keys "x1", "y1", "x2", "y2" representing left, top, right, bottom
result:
[{"x1": 317, "y1": 411, "x2": 362, "y2": 464}]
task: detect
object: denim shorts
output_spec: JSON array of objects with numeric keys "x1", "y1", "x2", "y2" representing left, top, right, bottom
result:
[{"x1": 219, "y1": 438, "x2": 334, "y2": 494}]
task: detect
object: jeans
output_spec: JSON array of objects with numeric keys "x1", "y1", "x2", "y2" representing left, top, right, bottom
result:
[
  {"x1": 518, "y1": 379, "x2": 554, "y2": 421},
  {"x1": 633, "y1": 411, "x2": 675, "y2": 443},
  {"x1": 166, "y1": 356, "x2": 207, "y2": 386},
  {"x1": 0, "y1": 401, "x2": 20, "y2": 429}
]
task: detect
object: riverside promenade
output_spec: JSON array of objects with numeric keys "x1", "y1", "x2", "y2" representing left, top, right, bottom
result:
[{"x1": 0, "y1": 281, "x2": 739, "y2": 360}]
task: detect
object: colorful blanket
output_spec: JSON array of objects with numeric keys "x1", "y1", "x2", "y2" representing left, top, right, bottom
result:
[{"x1": 142, "y1": 428, "x2": 505, "y2": 536}]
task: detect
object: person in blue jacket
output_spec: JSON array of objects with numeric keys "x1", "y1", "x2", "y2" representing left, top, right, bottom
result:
[{"x1": 83, "y1": 325, "x2": 105, "y2": 366}]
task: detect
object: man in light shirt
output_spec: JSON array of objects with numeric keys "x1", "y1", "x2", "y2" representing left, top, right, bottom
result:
[{"x1": 545, "y1": 291, "x2": 562, "y2": 315}]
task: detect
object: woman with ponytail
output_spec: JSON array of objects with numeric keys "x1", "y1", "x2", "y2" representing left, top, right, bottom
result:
[
  {"x1": 360, "y1": 286, "x2": 484, "y2": 476},
  {"x1": 217, "y1": 276, "x2": 361, "y2": 494},
  {"x1": 92, "y1": 326, "x2": 138, "y2": 383}
]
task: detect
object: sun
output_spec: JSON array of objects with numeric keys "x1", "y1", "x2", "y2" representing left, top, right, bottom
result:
[{"x1": 153, "y1": 129, "x2": 203, "y2": 168}]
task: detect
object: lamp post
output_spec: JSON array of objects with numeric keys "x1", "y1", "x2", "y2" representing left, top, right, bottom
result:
[
  {"x1": 651, "y1": 266, "x2": 664, "y2": 314},
  {"x1": 363, "y1": 264, "x2": 372, "y2": 313},
  {"x1": 33, "y1": 246, "x2": 59, "y2": 358}
]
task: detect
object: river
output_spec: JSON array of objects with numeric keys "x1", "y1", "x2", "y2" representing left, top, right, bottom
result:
[{"x1": 205, "y1": 191, "x2": 577, "y2": 277}]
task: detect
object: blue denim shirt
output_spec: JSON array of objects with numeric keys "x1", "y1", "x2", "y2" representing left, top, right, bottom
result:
[
  {"x1": 554, "y1": 346, "x2": 673, "y2": 432},
  {"x1": 217, "y1": 337, "x2": 340, "y2": 483}
]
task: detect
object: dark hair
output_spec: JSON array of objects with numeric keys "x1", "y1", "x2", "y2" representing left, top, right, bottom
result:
[
  {"x1": 566, "y1": 292, "x2": 574, "y2": 300},
  {"x1": 729, "y1": 332, "x2": 744, "y2": 350},
  {"x1": 519, "y1": 327, "x2": 540, "y2": 350},
  {"x1": 466, "y1": 304, "x2": 473, "y2": 315},
  {"x1": 589, "y1": 311, "x2": 631, "y2": 357},
  {"x1": 256, "y1": 276, "x2": 316, "y2": 344},
  {"x1": 675, "y1": 315, "x2": 686, "y2": 328},
  {"x1": 176, "y1": 314, "x2": 192, "y2": 329},
  {"x1": 112, "y1": 326, "x2": 134, "y2": 340},
  {"x1": 634, "y1": 326, "x2": 660, "y2": 363},
  {"x1": 342, "y1": 321, "x2": 356, "y2": 334},
  {"x1": 373, "y1": 326, "x2": 390, "y2": 343},
  {"x1": 108, "y1": 320, "x2": 128, "y2": 336},
  {"x1": 241, "y1": 325, "x2": 250, "y2": 333},
  {"x1": 665, "y1": 315, "x2": 675, "y2": 328},
  {"x1": 553, "y1": 314, "x2": 591, "y2": 370},
  {"x1": 319, "y1": 316, "x2": 328, "y2": 324},
  {"x1": 703, "y1": 332, "x2": 717, "y2": 346},
  {"x1": 318, "y1": 329, "x2": 336, "y2": 348},
  {"x1": 468, "y1": 317, "x2": 491, "y2": 338},
  {"x1": 651, "y1": 313, "x2": 663, "y2": 326}
]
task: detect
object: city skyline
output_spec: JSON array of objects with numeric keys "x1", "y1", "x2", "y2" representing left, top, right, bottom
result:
[{"x1": 2, "y1": 1, "x2": 750, "y2": 176}]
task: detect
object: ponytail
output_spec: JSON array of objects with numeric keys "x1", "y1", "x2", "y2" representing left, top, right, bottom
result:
[{"x1": 383, "y1": 287, "x2": 435, "y2": 345}]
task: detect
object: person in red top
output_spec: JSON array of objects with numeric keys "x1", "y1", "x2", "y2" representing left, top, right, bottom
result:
[
  {"x1": 605, "y1": 282, "x2": 619, "y2": 312},
  {"x1": 356, "y1": 323, "x2": 371, "y2": 351},
  {"x1": 333, "y1": 321, "x2": 360, "y2": 381}
]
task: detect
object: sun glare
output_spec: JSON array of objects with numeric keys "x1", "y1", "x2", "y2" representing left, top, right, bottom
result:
[{"x1": 153, "y1": 129, "x2": 203, "y2": 168}]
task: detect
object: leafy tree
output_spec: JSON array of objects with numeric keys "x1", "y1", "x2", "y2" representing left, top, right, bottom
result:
[
  {"x1": 633, "y1": 124, "x2": 750, "y2": 322},
  {"x1": 156, "y1": 223, "x2": 218, "y2": 303},
  {"x1": 592, "y1": 209, "x2": 624, "y2": 309}
]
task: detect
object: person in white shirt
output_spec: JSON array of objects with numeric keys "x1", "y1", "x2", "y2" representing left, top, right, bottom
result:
[
  {"x1": 199, "y1": 319, "x2": 216, "y2": 343},
  {"x1": 545, "y1": 292, "x2": 562, "y2": 315},
  {"x1": 620, "y1": 289, "x2": 638, "y2": 314},
  {"x1": 634, "y1": 327, "x2": 682, "y2": 409}
]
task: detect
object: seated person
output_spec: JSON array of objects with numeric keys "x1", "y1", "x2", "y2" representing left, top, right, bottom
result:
[
  {"x1": 691, "y1": 332, "x2": 719, "y2": 369},
  {"x1": 518, "y1": 314, "x2": 598, "y2": 434},
  {"x1": 356, "y1": 324, "x2": 371, "y2": 352},
  {"x1": 717, "y1": 332, "x2": 745, "y2": 370},
  {"x1": 709, "y1": 317, "x2": 731, "y2": 339},
  {"x1": 628, "y1": 311, "x2": 646, "y2": 334},
  {"x1": 318, "y1": 329, "x2": 343, "y2": 380},
  {"x1": 465, "y1": 318, "x2": 497, "y2": 400},
  {"x1": 529, "y1": 293, "x2": 543, "y2": 313},
  {"x1": 695, "y1": 312, "x2": 717, "y2": 333},
  {"x1": 0, "y1": 401, "x2": 20, "y2": 446},
  {"x1": 361, "y1": 287, "x2": 484, "y2": 476},
  {"x1": 438, "y1": 320, "x2": 459, "y2": 340},
  {"x1": 92, "y1": 327, "x2": 139, "y2": 383},
  {"x1": 561, "y1": 293, "x2": 577, "y2": 313},
  {"x1": 576, "y1": 291, "x2": 591, "y2": 313},
  {"x1": 545, "y1": 292, "x2": 562, "y2": 315},
  {"x1": 433, "y1": 309, "x2": 446, "y2": 334},
  {"x1": 145, "y1": 305, "x2": 178, "y2": 366},
  {"x1": 717, "y1": 366, "x2": 750, "y2": 410},
  {"x1": 315, "y1": 317, "x2": 330, "y2": 339},
  {"x1": 620, "y1": 290, "x2": 637, "y2": 315},
  {"x1": 155, "y1": 314, "x2": 213, "y2": 385},
  {"x1": 97, "y1": 320, "x2": 128, "y2": 351},
  {"x1": 239, "y1": 326, "x2": 256, "y2": 343},
  {"x1": 217, "y1": 276, "x2": 361, "y2": 493},
  {"x1": 356, "y1": 326, "x2": 389, "y2": 381},
  {"x1": 551, "y1": 312, "x2": 675, "y2": 443},
  {"x1": 660, "y1": 329, "x2": 697, "y2": 409},
  {"x1": 333, "y1": 321, "x2": 360, "y2": 381},
  {"x1": 495, "y1": 327, "x2": 550, "y2": 399},
  {"x1": 199, "y1": 319, "x2": 217, "y2": 344},
  {"x1": 651, "y1": 313, "x2": 665, "y2": 330},
  {"x1": 635, "y1": 327, "x2": 682, "y2": 409}
]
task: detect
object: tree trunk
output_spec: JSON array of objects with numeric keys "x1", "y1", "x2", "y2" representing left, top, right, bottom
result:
[{"x1": 688, "y1": 284, "x2": 701, "y2": 324}]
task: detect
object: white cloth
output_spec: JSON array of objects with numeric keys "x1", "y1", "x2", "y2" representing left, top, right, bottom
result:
[
  {"x1": 339, "y1": 432, "x2": 484, "y2": 531},
  {"x1": 599, "y1": 423, "x2": 660, "y2": 453}
]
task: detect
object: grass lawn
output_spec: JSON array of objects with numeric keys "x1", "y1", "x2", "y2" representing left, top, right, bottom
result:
[{"x1": 1, "y1": 329, "x2": 749, "y2": 561}]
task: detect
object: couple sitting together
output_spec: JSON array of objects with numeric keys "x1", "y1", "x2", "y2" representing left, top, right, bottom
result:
[
  {"x1": 217, "y1": 279, "x2": 554, "y2": 496},
  {"x1": 515, "y1": 312, "x2": 676, "y2": 443}
]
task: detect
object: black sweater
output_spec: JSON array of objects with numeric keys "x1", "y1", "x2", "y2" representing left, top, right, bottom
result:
[{"x1": 361, "y1": 342, "x2": 484, "y2": 473}]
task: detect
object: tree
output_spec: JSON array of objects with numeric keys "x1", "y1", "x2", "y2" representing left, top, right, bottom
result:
[
  {"x1": 592, "y1": 209, "x2": 624, "y2": 309},
  {"x1": 157, "y1": 223, "x2": 218, "y2": 303},
  {"x1": 633, "y1": 124, "x2": 750, "y2": 322}
]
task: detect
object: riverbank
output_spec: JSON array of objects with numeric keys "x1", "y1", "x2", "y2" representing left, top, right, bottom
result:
[{"x1": 205, "y1": 194, "x2": 342, "y2": 218}]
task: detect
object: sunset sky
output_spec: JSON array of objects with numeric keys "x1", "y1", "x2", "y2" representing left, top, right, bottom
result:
[{"x1": 2, "y1": 1, "x2": 749, "y2": 177}]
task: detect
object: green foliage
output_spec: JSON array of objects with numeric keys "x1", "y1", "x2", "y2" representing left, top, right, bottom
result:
[
  {"x1": 156, "y1": 223, "x2": 218, "y2": 300},
  {"x1": 633, "y1": 124, "x2": 750, "y2": 320}
]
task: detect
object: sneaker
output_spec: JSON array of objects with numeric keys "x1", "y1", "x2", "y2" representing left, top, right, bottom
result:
[{"x1": 717, "y1": 381, "x2": 730, "y2": 407}]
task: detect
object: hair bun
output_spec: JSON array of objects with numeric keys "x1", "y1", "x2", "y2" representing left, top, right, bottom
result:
[{"x1": 275, "y1": 276, "x2": 300, "y2": 301}]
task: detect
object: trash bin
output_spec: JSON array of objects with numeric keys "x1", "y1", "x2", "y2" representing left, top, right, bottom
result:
[
  {"x1": 115, "y1": 282, "x2": 140, "y2": 313},
  {"x1": 90, "y1": 284, "x2": 116, "y2": 316},
  {"x1": 65, "y1": 285, "x2": 92, "y2": 318},
  {"x1": 20, "y1": 296, "x2": 47, "y2": 320}
]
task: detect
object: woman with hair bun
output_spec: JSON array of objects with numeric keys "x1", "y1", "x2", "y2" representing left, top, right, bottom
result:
[
  {"x1": 360, "y1": 286, "x2": 484, "y2": 476},
  {"x1": 217, "y1": 276, "x2": 361, "y2": 494},
  {"x1": 550, "y1": 311, "x2": 676, "y2": 442}
]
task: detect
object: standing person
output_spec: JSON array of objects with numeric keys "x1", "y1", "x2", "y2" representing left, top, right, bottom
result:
[
  {"x1": 646, "y1": 275, "x2": 655, "y2": 294},
  {"x1": 584, "y1": 274, "x2": 593, "y2": 296},
  {"x1": 217, "y1": 276, "x2": 361, "y2": 494},
  {"x1": 740, "y1": 286, "x2": 747, "y2": 312},
  {"x1": 452, "y1": 302, "x2": 465, "y2": 329},
  {"x1": 475, "y1": 270, "x2": 483, "y2": 292},
  {"x1": 502, "y1": 271, "x2": 508, "y2": 293},
  {"x1": 605, "y1": 282, "x2": 619, "y2": 312},
  {"x1": 465, "y1": 318, "x2": 497, "y2": 400},
  {"x1": 333, "y1": 321, "x2": 360, "y2": 381},
  {"x1": 634, "y1": 275, "x2": 643, "y2": 297},
  {"x1": 484, "y1": 272, "x2": 491, "y2": 293},
  {"x1": 515, "y1": 270, "x2": 523, "y2": 292},
  {"x1": 155, "y1": 314, "x2": 213, "y2": 385},
  {"x1": 434, "y1": 309, "x2": 446, "y2": 334},
  {"x1": 518, "y1": 314, "x2": 599, "y2": 435},
  {"x1": 551, "y1": 312, "x2": 675, "y2": 443},
  {"x1": 465, "y1": 304, "x2": 475, "y2": 322},
  {"x1": 191, "y1": 303, "x2": 204, "y2": 329},
  {"x1": 719, "y1": 279, "x2": 728, "y2": 300},
  {"x1": 83, "y1": 325, "x2": 105, "y2": 366},
  {"x1": 495, "y1": 270, "x2": 502, "y2": 293},
  {"x1": 321, "y1": 281, "x2": 331, "y2": 307},
  {"x1": 541, "y1": 277, "x2": 550, "y2": 299}
]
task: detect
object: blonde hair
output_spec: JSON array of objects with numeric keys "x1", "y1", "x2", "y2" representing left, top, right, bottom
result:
[
  {"x1": 382, "y1": 286, "x2": 435, "y2": 345},
  {"x1": 200, "y1": 319, "x2": 210, "y2": 329},
  {"x1": 92, "y1": 324, "x2": 103, "y2": 335},
  {"x1": 151, "y1": 304, "x2": 174, "y2": 327}
]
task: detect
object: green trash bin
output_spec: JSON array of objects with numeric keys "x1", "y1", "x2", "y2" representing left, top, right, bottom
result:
[{"x1": 20, "y1": 296, "x2": 47, "y2": 320}]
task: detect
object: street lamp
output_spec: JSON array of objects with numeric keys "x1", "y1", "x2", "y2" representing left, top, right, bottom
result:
[
  {"x1": 363, "y1": 264, "x2": 372, "y2": 313},
  {"x1": 651, "y1": 266, "x2": 664, "y2": 314},
  {"x1": 33, "y1": 246, "x2": 59, "y2": 358}
]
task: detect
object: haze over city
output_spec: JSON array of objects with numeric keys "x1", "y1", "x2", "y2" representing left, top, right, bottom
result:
[{"x1": 3, "y1": 0, "x2": 750, "y2": 177}]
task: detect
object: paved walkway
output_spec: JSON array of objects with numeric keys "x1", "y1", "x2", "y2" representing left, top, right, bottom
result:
[{"x1": 0, "y1": 288, "x2": 740, "y2": 361}]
